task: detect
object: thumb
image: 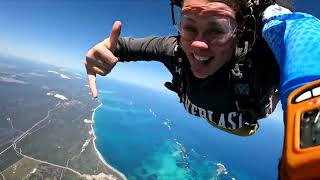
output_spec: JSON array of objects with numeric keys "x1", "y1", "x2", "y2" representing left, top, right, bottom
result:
[{"x1": 109, "y1": 21, "x2": 122, "y2": 50}]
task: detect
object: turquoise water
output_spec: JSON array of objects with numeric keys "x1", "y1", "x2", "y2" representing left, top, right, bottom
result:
[{"x1": 93, "y1": 79, "x2": 284, "y2": 180}]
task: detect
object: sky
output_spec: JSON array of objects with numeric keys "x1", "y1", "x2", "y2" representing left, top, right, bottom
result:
[{"x1": 0, "y1": 0, "x2": 319, "y2": 91}]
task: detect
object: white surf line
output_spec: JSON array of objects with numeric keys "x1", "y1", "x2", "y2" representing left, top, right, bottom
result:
[
  {"x1": 12, "y1": 144, "x2": 82, "y2": 177},
  {"x1": 0, "y1": 102, "x2": 61, "y2": 156},
  {"x1": 91, "y1": 103, "x2": 128, "y2": 180}
]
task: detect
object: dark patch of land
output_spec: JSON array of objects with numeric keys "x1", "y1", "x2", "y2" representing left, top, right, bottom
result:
[{"x1": 0, "y1": 57, "x2": 125, "y2": 180}]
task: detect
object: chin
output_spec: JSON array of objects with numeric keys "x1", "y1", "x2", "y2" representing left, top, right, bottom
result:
[{"x1": 192, "y1": 71, "x2": 209, "y2": 79}]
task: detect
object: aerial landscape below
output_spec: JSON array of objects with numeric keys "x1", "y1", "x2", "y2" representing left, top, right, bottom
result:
[{"x1": 0, "y1": 56, "x2": 125, "y2": 180}]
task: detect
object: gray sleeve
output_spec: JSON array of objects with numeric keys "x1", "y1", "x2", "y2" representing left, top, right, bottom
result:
[{"x1": 113, "y1": 36, "x2": 178, "y2": 63}]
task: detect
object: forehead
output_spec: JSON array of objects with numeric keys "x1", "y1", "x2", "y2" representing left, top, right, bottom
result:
[
  {"x1": 182, "y1": 0, "x2": 236, "y2": 19},
  {"x1": 182, "y1": 14, "x2": 232, "y2": 26}
]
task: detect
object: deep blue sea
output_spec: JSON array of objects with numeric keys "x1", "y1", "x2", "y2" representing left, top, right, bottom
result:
[{"x1": 93, "y1": 79, "x2": 284, "y2": 180}]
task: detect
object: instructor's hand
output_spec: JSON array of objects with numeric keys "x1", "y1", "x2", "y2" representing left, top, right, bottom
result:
[{"x1": 85, "y1": 21, "x2": 122, "y2": 98}]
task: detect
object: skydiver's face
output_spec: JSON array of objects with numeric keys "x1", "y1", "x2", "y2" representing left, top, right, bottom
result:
[{"x1": 180, "y1": 0, "x2": 242, "y2": 79}]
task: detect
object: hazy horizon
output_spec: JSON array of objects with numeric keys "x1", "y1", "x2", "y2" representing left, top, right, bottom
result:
[{"x1": 1, "y1": 0, "x2": 319, "y2": 90}]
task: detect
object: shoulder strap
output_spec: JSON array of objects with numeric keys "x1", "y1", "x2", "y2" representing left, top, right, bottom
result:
[
  {"x1": 229, "y1": 1, "x2": 279, "y2": 127},
  {"x1": 231, "y1": 41, "x2": 277, "y2": 128},
  {"x1": 164, "y1": 40, "x2": 186, "y2": 103}
]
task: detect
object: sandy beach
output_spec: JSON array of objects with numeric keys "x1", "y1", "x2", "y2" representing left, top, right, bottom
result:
[{"x1": 91, "y1": 102, "x2": 128, "y2": 180}]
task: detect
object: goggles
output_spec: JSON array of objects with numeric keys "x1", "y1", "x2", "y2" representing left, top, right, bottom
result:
[{"x1": 175, "y1": 15, "x2": 242, "y2": 46}]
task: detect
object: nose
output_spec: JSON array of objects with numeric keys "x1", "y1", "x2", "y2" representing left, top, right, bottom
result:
[
  {"x1": 190, "y1": 33, "x2": 209, "y2": 49},
  {"x1": 191, "y1": 40, "x2": 209, "y2": 49}
]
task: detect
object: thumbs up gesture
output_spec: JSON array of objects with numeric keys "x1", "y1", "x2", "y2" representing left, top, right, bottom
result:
[{"x1": 85, "y1": 21, "x2": 122, "y2": 98}]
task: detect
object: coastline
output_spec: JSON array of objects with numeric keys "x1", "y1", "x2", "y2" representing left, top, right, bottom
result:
[{"x1": 90, "y1": 101, "x2": 128, "y2": 180}]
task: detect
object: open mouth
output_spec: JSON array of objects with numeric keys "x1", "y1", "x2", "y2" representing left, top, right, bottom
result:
[{"x1": 193, "y1": 54, "x2": 214, "y2": 65}]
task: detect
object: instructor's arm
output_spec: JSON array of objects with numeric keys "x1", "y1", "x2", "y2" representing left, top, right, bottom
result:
[{"x1": 85, "y1": 21, "x2": 122, "y2": 98}]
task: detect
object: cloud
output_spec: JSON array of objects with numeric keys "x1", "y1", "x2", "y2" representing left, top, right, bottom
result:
[
  {"x1": 48, "y1": 70, "x2": 59, "y2": 74},
  {"x1": 60, "y1": 74, "x2": 72, "y2": 79},
  {"x1": 0, "y1": 76, "x2": 28, "y2": 84}
]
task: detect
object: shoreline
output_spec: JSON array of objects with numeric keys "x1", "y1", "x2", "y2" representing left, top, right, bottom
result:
[{"x1": 90, "y1": 102, "x2": 127, "y2": 180}]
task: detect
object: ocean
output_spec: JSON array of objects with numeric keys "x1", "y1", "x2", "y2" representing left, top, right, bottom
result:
[{"x1": 93, "y1": 79, "x2": 284, "y2": 180}]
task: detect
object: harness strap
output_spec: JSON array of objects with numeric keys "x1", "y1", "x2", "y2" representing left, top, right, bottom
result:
[
  {"x1": 229, "y1": 0, "x2": 274, "y2": 128},
  {"x1": 231, "y1": 42, "x2": 276, "y2": 128},
  {"x1": 165, "y1": 43, "x2": 186, "y2": 103}
]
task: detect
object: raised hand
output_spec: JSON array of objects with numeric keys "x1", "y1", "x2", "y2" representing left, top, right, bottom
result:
[{"x1": 85, "y1": 21, "x2": 122, "y2": 98}]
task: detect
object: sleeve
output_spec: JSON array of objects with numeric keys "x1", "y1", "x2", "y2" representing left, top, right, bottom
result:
[
  {"x1": 262, "y1": 4, "x2": 320, "y2": 109},
  {"x1": 113, "y1": 36, "x2": 178, "y2": 63}
]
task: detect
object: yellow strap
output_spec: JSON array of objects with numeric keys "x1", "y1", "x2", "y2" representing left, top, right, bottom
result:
[{"x1": 207, "y1": 121, "x2": 259, "y2": 136}]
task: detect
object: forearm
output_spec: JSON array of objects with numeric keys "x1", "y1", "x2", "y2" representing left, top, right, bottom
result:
[
  {"x1": 113, "y1": 36, "x2": 177, "y2": 62},
  {"x1": 262, "y1": 4, "x2": 320, "y2": 109}
]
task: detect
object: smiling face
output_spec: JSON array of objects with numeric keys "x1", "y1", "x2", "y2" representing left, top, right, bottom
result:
[{"x1": 180, "y1": 0, "x2": 242, "y2": 78}]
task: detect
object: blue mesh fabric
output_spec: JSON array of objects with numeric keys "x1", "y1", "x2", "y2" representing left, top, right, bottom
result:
[{"x1": 263, "y1": 12, "x2": 320, "y2": 109}]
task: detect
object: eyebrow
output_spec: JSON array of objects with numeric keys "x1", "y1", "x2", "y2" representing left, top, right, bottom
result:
[
  {"x1": 183, "y1": 15, "x2": 228, "y2": 24},
  {"x1": 183, "y1": 16, "x2": 196, "y2": 23},
  {"x1": 183, "y1": 18, "x2": 225, "y2": 28}
]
